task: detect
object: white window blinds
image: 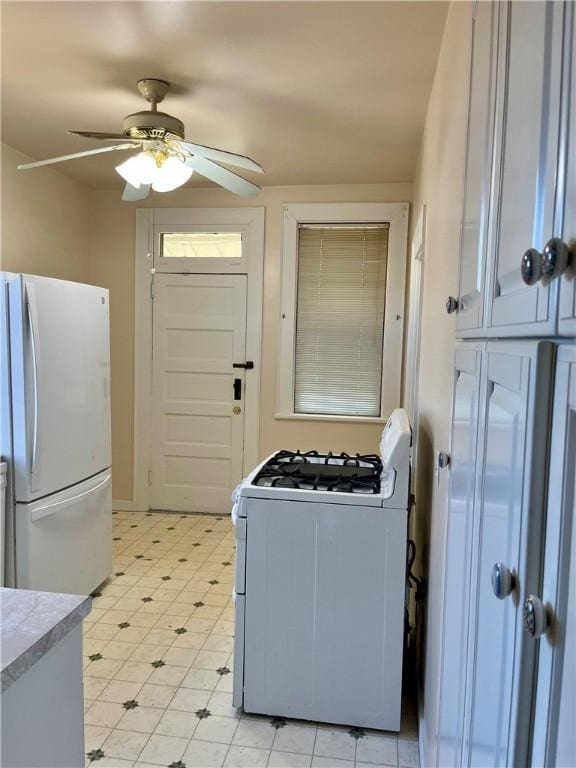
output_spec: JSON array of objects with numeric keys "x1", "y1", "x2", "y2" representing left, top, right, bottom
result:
[{"x1": 294, "y1": 224, "x2": 389, "y2": 417}]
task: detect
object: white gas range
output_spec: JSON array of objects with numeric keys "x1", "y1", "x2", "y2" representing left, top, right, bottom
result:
[{"x1": 231, "y1": 408, "x2": 411, "y2": 731}]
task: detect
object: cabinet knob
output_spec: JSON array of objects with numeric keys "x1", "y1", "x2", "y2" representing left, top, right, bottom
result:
[
  {"x1": 521, "y1": 238, "x2": 572, "y2": 286},
  {"x1": 446, "y1": 296, "x2": 459, "y2": 314},
  {"x1": 491, "y1": 562, "x2": 515, "y2": 600},
  {"x1": 437, "y1": 451, "x2": 450, "y2": 469},
  {"x1": 521, "y1": 248, "x2": 542, "y2": 286},
  {"x1": 523, "y1": 595, "x2": 549, "y2": 638},
  {"x1": 541, "y1": 237, "x2": 571, "y2": 282}
]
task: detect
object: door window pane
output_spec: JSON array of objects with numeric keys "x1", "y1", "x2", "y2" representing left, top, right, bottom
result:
[{"x1": 161, "y1": 232, "x2": 242, "y2": 258}]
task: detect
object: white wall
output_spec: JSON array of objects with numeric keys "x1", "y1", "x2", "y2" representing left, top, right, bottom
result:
[
  {"x1": 409, "y1": 2, "x2": 472, "y2": 764},
  {"x1": 89, "y1": 183, "x2": 412, "y2": 501},
  {"x1": 1, "y1": 143, "x2": 92, "y2": 281}
]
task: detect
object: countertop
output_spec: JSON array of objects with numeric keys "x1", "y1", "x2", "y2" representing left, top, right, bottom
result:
[{"x1": 0, "y1": 587, "x2": 91, "y2": 692}]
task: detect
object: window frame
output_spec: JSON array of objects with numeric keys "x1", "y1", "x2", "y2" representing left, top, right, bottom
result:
[{"x1": 276, "y1": 202, "x2": 409, "y2": 423}]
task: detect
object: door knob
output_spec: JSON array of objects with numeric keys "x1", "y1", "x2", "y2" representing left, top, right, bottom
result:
[
  {"x1": 446, "y1": 296, "x2": 459, "y2": 314},
  {"x1": 491, "y1": 562, "x2": 516, "y2": 600},
  {"x1": 521, "y1": 238, "x2": 572, "y2": 286},
  {"x1": 523, "y1": 595, "x2": 549, "y2": 638}
]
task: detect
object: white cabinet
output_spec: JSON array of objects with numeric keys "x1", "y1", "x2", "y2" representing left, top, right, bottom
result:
[
  {"x1": 486, "y1": 3, "x2": 564, "y2": 336},
  {"x1": 456, "y1": 1, "x2": 574, "y2": 337},
  {"x1": 456, "y1": 3, "x2": 498, "y2": 333},
  {"x1": 531, "y1": 345, "x2": 576, "y2": 768},
  {"x1": 436, "y1": 344, "x2": 484, "y2": 767},
  {"x1": 557, "y1": 5, "x2": 576, "y2": 337},
  {"x1": 465, "y1": 342, "x2": 553, "y2": 766},
  {"x1": 438, "y1": 342, "x2": 555, "y2": 767}
]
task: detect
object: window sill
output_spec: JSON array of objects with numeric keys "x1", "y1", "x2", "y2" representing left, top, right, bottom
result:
[{"x1": 274, "y1": 412, "x2": 386, "y2": 425}]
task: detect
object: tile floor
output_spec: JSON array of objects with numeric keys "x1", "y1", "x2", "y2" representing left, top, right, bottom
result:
[{"x1": 83, "y1": 511, "x2": 420, "y2": 768}]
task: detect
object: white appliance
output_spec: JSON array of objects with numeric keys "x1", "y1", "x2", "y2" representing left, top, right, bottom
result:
[
  {"x1": 0, "y1": 273, "x2": 112, "y2": 594},
  {"x1": 231, "y1": 408, "x2": 411, "y2": 731}
]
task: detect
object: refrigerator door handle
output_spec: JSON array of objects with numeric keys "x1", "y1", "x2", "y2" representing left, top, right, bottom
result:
[
  {"x1": 31, "y1": 472, "x2": 112, "y2": 522},
  {"x1": 25, "y1": 282, "x2": 40, "y2": 482}
]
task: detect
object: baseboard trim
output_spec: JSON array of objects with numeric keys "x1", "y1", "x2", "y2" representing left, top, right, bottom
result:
[{"x1": 112, "y1": 499, "x2": 134, "y2": 511}]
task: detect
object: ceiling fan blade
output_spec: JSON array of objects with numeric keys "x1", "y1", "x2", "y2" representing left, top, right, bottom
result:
[
  {"x1": 183, "y1": 155, "x2": 261, "y2": 196},
  {"x1": 122, "y1": 182, "x2": 151, "y2": 202},
  {"x1": 69, "y1": 131, "x2": 131, "y2": 141},
  {"x1": 177, "y1": 141, "x2": 264, "y2": 174},
  {"x1": 17, "y1": 143, "x2": 140, "y2": 170}
]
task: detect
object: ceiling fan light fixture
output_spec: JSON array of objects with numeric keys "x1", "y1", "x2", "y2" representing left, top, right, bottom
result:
[
  {"x1": 19, "y1": 79, "x2": 262, "y2": 199},
  {"x1": 115, "y1": 151, "x2": 158, "y2": 187},
  {"x1": 151, "y1": 155, "x2": 194, "y2": 192}
]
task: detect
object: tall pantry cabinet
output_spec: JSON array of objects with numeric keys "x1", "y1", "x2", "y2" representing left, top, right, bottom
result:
[{"x1": 436, "y1": 2, "x2": 575, "y2": 767}]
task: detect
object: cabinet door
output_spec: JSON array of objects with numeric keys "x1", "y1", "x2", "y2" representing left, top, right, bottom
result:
[
  {"x1": 531, "y1": 346, "x2": 576, "y2": 767},
  {"x1": 487, "y1": 2, "x2": 564, "y2": 336},
  {"x1": 558, "y1": 5, "x2": 576, "y2": 337},
  {"x1": 457, "y1": 3, "x2": 498, "y2": 335},
  {"x1": 465, "y1": 342, "x2": 554, "y2": 767},
  {"x1": 436, "y1": 343, "x2": 484, "y2": 766}
]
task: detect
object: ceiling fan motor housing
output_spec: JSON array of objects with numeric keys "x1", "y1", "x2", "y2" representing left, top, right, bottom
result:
[{"x1": 122, "y1": 110, "x2": 185, "y2": 141}]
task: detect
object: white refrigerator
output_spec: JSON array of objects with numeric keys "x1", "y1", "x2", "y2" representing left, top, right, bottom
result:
[{"x1": 1, "y1": 273, "x2": 112, "y2": 594}]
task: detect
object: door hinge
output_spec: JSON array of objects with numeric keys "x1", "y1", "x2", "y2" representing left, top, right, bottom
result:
[
  {"x1": 147, "y1": 469, "x2": 152, "y2": 486},
  {"x1": 150, "y1": 279, "x2": 154, "y2": 300}
]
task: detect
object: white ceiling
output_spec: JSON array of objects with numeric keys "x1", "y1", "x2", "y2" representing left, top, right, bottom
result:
[{"x1": 1, "y1": 1, "x2": 448, "y2": 189}]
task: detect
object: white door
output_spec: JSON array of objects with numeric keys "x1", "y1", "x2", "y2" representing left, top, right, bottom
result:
[
  {"x1": 486, "y1": 1, "x2": 564, "y2": 336},
  {"x1": 8, "y1": 275, "x2": 111, "y2": 502},
  {"x1": 456, "y1": 1, "x2": 498, "y2": 334},
  {"x1": 531, "y1": 345, "x2": 576, "y2": 768},
  {"x1": 436, "y1": 342, "x2": 484, "y2": 767},
  {"x1": 465, "y1": 342, "x2": 554, "y2": 767},
  {"x1": 151, "y1": 273, "x2": 247, "y2": 513}
]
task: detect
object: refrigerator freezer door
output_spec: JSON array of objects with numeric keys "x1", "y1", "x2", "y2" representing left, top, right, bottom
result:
[
  {"x1": 8, "y1": 275, "x2": 111, "y2": 502},
  {"x1": 15, "y1": 469, "x2": 112, "y2": 594}
]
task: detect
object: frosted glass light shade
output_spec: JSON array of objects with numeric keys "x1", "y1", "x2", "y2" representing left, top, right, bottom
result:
[
  {"x1": 115, "y1": 152, "x2": 157, "y2": 186},
  {"x1": 152, "y1": 156, "x2": 193, "y2": 192}
]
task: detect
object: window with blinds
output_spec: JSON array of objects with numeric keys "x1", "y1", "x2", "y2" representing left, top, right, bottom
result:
[{"x1": 294, "y1": 223, "x2": 389, "y2": 417}]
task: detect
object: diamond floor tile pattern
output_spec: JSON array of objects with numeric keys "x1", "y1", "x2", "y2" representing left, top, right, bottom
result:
[{"x1": 83, "y1": 511, "x2": 419, "y2": 768}]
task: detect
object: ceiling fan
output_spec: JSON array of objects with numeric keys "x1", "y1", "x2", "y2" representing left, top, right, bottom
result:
[{"x1": 17, "y1": 78, "x2": 264, "y2": 200}]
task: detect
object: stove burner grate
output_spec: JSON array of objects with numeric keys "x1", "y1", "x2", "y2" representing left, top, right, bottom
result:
[{"x1": 253, "y1": 450, "x2": 383, "y2": 494}]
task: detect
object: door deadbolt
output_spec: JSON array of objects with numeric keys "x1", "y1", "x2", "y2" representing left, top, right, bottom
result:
[{"x1": 233, "y1": 406, "x2": 241, "y2": 415}]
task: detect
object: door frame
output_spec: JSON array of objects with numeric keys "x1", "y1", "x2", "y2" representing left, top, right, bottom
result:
[
  {"x1": 133, "y1": 207, "x2": 265, "y2": 512},
  {"x1": 403, "y1": 204, "x2": 426, "y2": 467}
]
